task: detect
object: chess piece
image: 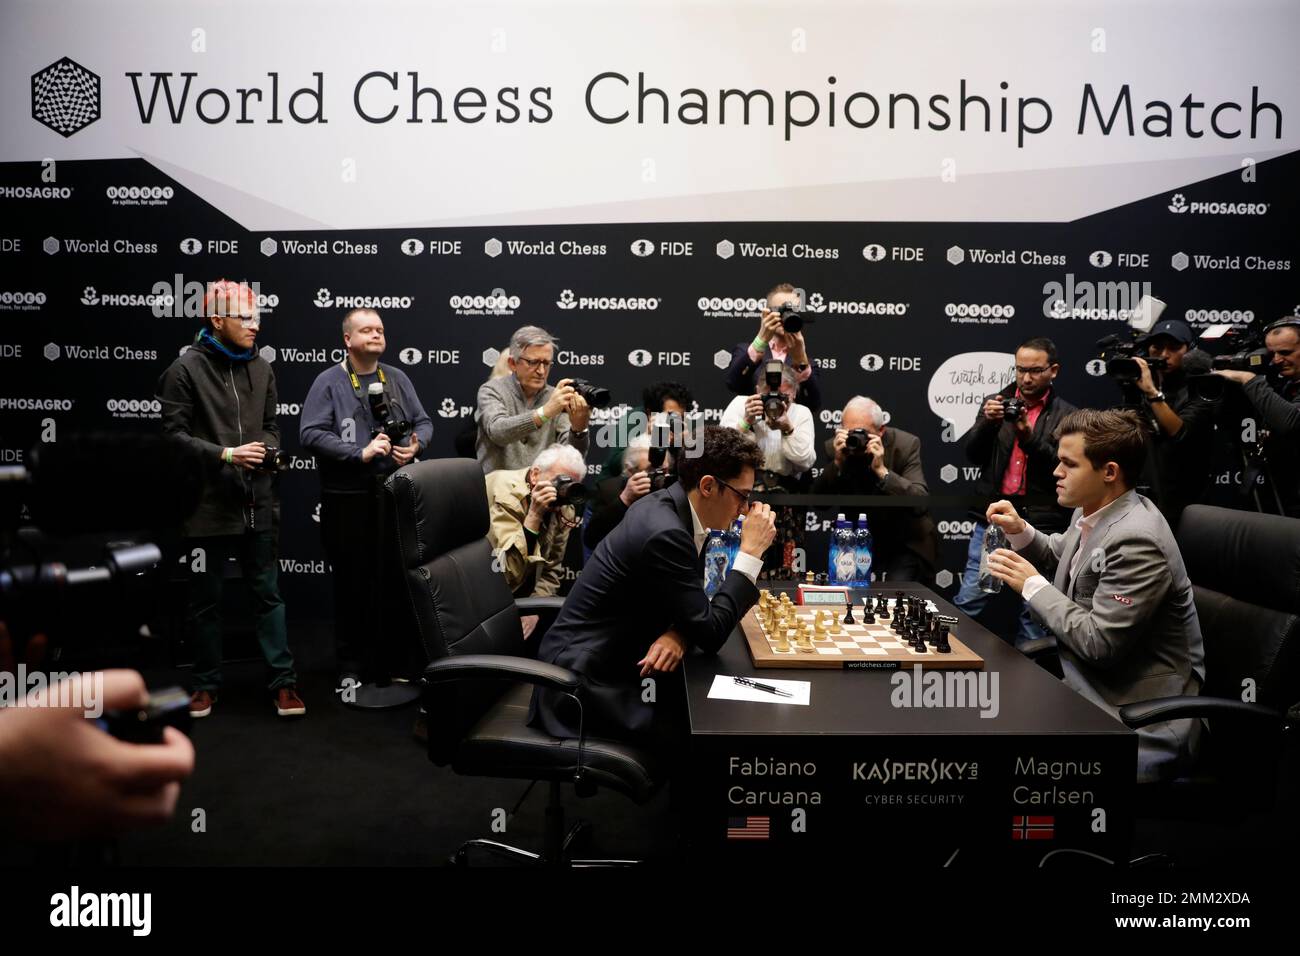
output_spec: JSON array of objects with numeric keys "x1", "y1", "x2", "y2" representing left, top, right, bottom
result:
[
  {"x1": 843, "y1": 599, "x2": 856, "y2": 625},
  {"x1": 861, "y1": 606, "x2": 876, "y2": 625},
  {"x1": 935, "y1": 626, "x2": 952, "y2": 654},
  {"x1": 830, "y1": 619, "x2": 843, "y2": 636},
  {"x1": 876, "y1": 595, "x2": 890, "y2": 620}
]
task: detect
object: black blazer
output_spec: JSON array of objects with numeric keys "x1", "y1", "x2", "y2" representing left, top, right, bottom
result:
[{"x1": 530, "y1": 481, "x2": 758, "y2": 741}]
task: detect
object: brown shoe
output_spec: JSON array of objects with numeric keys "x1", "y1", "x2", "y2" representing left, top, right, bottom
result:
[
  {"x1": 189, "y1": 690, "x2": 216, "y2": 719},
  {"x1": 275, "y1": 686, "x2": 306, "y2": 717}
]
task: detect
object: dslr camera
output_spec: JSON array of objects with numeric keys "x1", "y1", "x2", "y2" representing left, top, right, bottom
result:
[
  {"x1": 550, "y1": 474, "x2": 590, "y2": 508},
  {"x1": 845, "y1": 428, "x2": 874, "y2": 456},
  {"x1": 761, "y1": 361, "x2": 789, "y2": 426},
  {"x1": 1002, "y1": 397, "x2": 1026, "y2": 423},
  {"x1": 251, "y1": 446, "x2": 294, "y2": 473},
  {"x1": 646, "y1": 444, "x2": 677, "y2": 492},
  {"x1": 568, "y1": 378, "x2": 612, "y2": 409},
  {"x1": 774, "y1": 300, "x2": 814, "y2": 334}
]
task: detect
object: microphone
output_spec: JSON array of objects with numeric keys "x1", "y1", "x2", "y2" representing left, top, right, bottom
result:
[{"x1": 1181, "y1": 348, "x2": 1214, "y2": 377}]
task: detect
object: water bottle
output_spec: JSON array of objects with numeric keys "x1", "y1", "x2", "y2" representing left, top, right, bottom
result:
[
  {"x1": 854, "y1": 514, "x2": 873, "y2": 588},
  {"x1": 726, "y1": 517, "x2": 743, "y2": 569},
  {"x1": 703, "y1": 529, "x2": 730, "y2": 598},
  {"x1": 978, "y1": 523, "x2": 1006, "y2": 593},
  {"x1": 828, "y1": 513, "x2": 855, "y2": 585}
]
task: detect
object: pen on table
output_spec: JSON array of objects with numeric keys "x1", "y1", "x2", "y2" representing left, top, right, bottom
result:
[{"x1": 733, "y1": 676, "x2": 793, "y2": 698}]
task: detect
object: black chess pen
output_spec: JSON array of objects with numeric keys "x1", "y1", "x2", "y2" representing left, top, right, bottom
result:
[{"x1": 733, "y1": 676, "x2": 793, "y2": 698}]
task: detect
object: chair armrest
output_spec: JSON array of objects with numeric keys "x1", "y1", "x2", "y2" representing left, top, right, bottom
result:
[
  {"x1": 1119, "y1": 695, "x2": 1284, "y2": 729},
  {"x1": 1018, "y1": 637, "x2": 1057, "y2": 659},
  {"x1": 514, "y1": 596, "x2": 566, "y2": 614},
  {"x1": 423, "y1": 653, "x2": 580, "y2": 694}
]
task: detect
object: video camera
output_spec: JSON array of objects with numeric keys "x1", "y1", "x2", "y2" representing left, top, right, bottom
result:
[
  {"x1": 1094, "y1": 330, "x2": 1168, "y2": 384},
  {"x1": 761, "y1": 361, "x2": 789, "y2": 425},
  {"x1": 1188, "y1": 317, "x2": 1278, "y2": 403}
]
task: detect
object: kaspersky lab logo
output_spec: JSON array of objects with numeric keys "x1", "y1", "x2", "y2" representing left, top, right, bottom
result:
[{"x1": 31, "y1": 57, "x2": 101, "y2": 137}]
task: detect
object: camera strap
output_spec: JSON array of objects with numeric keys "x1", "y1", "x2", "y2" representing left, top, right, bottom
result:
[{"x1": 342, "y1": 358, "x2": 389, "y2": 403}]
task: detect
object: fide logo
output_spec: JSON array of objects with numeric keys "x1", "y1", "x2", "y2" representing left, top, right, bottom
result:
[
  {"x1": 860, "y1": 353, "x2": 885, "y2": 372},
  {"x1": 628, "y1": 349, "x2": 652, "y2": 367},
  {"x1": 180, "y1": 238, "x2": 202, "y2": 255},
  {"x1": 1089, "y1": 250, "x2": 1113, "y2": 268},
  {"x1": 631, "y1": 239, "x2": 655, "y2": 257},
  {"x1": 31, "y1": 57, "x2": 100, "y2": 137},
  {"x1": 1086, "y1": 358, "x2": 1108, "y2": 376},
  {"x1": 556, "y1": 290, "x2": 577, "y2": 309},
  {"x1": 399, "y1": 347, "x2": 421, "y2": 366},
  {"x1": 314, "y1": 288, "x2": 333, "y2": 308},
  {"x1": 401, "y1": 238, "x2": 424, "y2": 256},
  {"x1": 1168, "y1": 193, "x2": 1188, "y2": 213},
  {"x1": 862, "y1": 244, "x2": 886, "y2": 262},
  {"x1": 80, "y1": 285, "x2": 98, "y2": 306}
]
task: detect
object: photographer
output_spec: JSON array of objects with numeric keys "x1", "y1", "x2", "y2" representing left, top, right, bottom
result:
[
  {"x1": 722, "y1": 283, "x2": 822, "y2": 412},
  {"x1": 720, "y1": 361, "x2": 817, "y2": 491},
  {"x1": 954, "y1": 336, "x2": 1076, "y2": 649},
  {"x1": 586, "y1": 435, "x2": 658, "y2": 555},
  {"x1": 485, "y1": 443, "x2": 588, "y2": 617},
  {"x1": 299, "y1": 307, "x2": 433, "y2": 689},
  {"x1": 1214, "y1": 317, "x2": 1300, "y2": 517},
  {"x1": 156, "y1": 280, "x2": 304, "y2": 719},
  {"x1": 476, "y1": 326, "x2": 591, "y2": 475},
  {"x1": 1129, "y1": 319, "x2": 1215, "y2": 525},
  {"x1": 598, "y1": 380, "x2": 693, "y2": 481},
  {"x1": 813, "y1": 396, "x2": 939, "y2": 581}
]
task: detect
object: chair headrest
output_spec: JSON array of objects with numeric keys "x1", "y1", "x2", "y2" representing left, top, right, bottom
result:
[
  {"x1": 386, "y1": 458, "x2": 489, "y2": 565},
  {"x1": 1178, "y1": 505, "x2": 1300, "y2": 614}
]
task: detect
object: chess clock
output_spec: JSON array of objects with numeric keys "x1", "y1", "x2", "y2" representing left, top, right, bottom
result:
[{"x1": 796, "y1": 583, "x2": 853, "y2": 606}]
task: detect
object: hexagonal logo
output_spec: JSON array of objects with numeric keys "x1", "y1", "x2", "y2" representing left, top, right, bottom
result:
[
  {"x1": 258, "y1": 345, "x2": 276, "y2": 364},
  {"x1": 482, "y1": 347, "x2": 501, "y2": 367},
  {"x1": 260, "y1": 237, "x2": 278, "y2": 257},
  {"x1": 31, "y1": 57, "x2": 100, "y2": 137},
  {"x1": 43, "y1": 342, "x2": 61, "y2": 361},
  {"x1": 483, "y1": 238, "x2": 503, "y2": 258},
  {"x1": 934, "y1": 569, "x2": 954, "y2": 589},
  {"x1": 43, "y1": 236, "x2": 59, "y2": 255},
  {"x1": 399, "y1": 347, "x2": 421, "y2": 366},
  {"x1": 715, "y1": 239, "x2": 734, "y2": 260},
  {"x1": 713, "y1": 348, "x2": 732, "y2": 370},
  {"x1": 946, "y1": 245, "x2": 965, "y2": 265},
  {"x1": 939, "y1": 463, "x2": 959, "y2": 484},
  {"x1": 1171, "y1": 251, "x2": 1189, "y2": 272}
]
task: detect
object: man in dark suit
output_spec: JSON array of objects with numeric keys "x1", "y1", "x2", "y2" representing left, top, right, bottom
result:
[
  {"x1": 986, "y1": 409, "x2": 1205, "y2": 782},
  {"x1": 812, "y1": 396, "x2": 939, "y2": 582},
  {"x1": 722, "y1": 283, "x2": 822, "y2": 412},
  {"x1": 530, "y1": 426, "x2": 777, "y2": 748}
]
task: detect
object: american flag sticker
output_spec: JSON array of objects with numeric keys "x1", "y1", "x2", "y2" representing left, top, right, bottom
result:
[
  {"x1": 726, "y1": 816, "x2": 771, "y2": 840},
  {"x1": 1011, "y1": 815, "x2": 1054, "y2": 840}
]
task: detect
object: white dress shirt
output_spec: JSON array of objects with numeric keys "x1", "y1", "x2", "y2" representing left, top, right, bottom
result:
[
  {"x1": 1007, "y1": 494, "x2": 1130, "y2": 602},
  {"x1": 719, "y1": 394, "x2": 817, "y2": 475},
  {"x1": 688, "y1": 496, "x2": 762, "y2": 585}
]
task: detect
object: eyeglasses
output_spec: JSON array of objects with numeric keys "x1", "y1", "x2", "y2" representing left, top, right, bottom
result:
[
  {"x1": 713, "y1": 477, "x2": 754, "y2": 508},
  {"x1": 515, "y1": 357, "x2": 552, "y2": 371},
  {"x1": 238, "y1": 316, "x2": 261, "y2": 329},
  {"x1": 1015, "y1": 365, "x2": 1050, "y2": 376}
]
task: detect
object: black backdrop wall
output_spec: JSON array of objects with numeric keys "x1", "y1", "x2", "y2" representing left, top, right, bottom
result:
[{"x1": 2, "y1": 151, "x2": 1296, "y2": 614}]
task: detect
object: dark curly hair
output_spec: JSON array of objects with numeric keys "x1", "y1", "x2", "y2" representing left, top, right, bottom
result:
[
  {"x1": 675, "y1": 425, "x2": 764, "y2": 491},
  {"x1": 641, "y1": 380, "x2": 694, "y2": 415}
]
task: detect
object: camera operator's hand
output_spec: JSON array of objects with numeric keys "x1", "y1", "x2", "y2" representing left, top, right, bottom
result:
[
  {"x1": 566, "y1": 390, "x2": 591, "y2": 432},
  {"x1": 228, "y1": 441, "x2": 267, "y2": 470},
  {"x1": 525, "y1": 479, "x2": 557, "y2": 532},
  {"x1": 543, "y1": 379, "x2": 576, "y2": 421},
  {"x1": 832, "y1": 428, "x2": 849, "y2": 465},
  {"x1": 361, "y1": 434, "x2": 392, "y2": 463},
  {"x1": 757, "y1": 310, "x2": 784, "y2": 345},
  {"x1": 986, "y1": 499, "x2": 1027, "y2": 536},
  {"x1": 982, "y1": 397, "x2": 1005, "y2": 422},
  {"x1": 0, "y1": 670, "x2": 195, "y2": 840},
  {"x1": 740, "y1": 501, "x2": 777, "y2": 558},
  {"x1": 619, "y1": 471, "x2": 653, "y2": 507},
  {"x1": 743, "y1": 394, "x2": 764, "y2": 428},
  {"x1": 1133, "y1": 357, "x2": 1160, "y2": 399},
  {"x1": 1213, "y1": 369, "x2": 1256, "y2": 385},
  {"x1": 389, "y1": 433, "x2": 419, "y2": 466},
  {"x1": 866, "y1": 433, "x2": 887, "y2": 478}
]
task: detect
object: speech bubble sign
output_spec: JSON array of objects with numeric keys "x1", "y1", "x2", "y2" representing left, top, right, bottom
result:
[{"x1": 928, "y1": 351, "x2": 1016, "y2": 438}]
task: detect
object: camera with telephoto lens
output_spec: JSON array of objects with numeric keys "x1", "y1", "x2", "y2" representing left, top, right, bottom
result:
[
  {"x1": 1095, "y1": 331, "x2": 1168, "y2": 384},
  {"x1": 775, "y1": 300, "x2": 814, "y2": 334},
  {"x1": 646, "y1": 443, "x2": 677, "y2": 492},
  {"x1": 251, "y1": 446, "x2": 294, "y2": 472},
  {"x1": 761, "y1": 361, "x2": 789, "y2": 425},
  {"x1": 845, "y1": 428, "x2": 873, "y2": 456},
  {"x1": 550, "y1": 474, "x2": 590, "y2": 508},
  {"x1": 1002, "y1": 397, "x2": 1026, "y2": 423},
  {"x1": 568, "y1": 378, "x2": 612, "y2": 409}
]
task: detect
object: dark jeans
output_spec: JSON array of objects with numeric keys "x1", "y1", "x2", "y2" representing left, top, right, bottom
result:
[
  {"x1": 186, "y1": 531, "x2": 296, "y2": 692},
  {"x1": 952, "y1": 521, "x2": 1050, "y2": 650},
  {"x1": 319, "y1": 487, "x2": 384, "y2": 678}
]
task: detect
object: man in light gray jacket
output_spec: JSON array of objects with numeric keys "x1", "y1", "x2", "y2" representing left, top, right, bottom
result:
[{"x1": 985, "y1": 408, "x2": 1205, "y2": 783}]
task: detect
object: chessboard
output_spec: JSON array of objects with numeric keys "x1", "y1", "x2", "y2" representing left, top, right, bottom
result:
[{"x1": 741, "y1": 590, "x2": 984, "y2": 671}]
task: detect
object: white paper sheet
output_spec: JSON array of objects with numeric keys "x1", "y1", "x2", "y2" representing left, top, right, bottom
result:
[{"x1": 707, "y1": 674, "x2": 811, "y2": 706}]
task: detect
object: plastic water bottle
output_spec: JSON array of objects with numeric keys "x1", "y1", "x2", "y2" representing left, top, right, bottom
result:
[
  {"x1": 726, "y1": 517, "x2": 743, "y2": 569},
  {"x1": 704, "y1": 529, "x2": 730, "y2": 597},
  {"x1": 978, "y1": 523, "x2": 1006, "y2": 593},
  {"x1": 854, "y1": 514, "x2": 873, "y2": 588},
  {"x1": 828, "y1": 513, "x2": 855, "y2": 585}
]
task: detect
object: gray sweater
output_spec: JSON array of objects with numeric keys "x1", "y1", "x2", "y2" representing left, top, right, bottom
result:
[{"x1": 476, "y1": 374, "x2": 589, "y2": 474}]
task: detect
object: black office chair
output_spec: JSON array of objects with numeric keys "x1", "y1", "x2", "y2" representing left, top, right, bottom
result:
[
  {"x1": 1118, "y1": 505, "x2": 1300, "y2": 860},
  {"x1": 385, "y1": 458, "x2": 661, "y2": 866}
]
